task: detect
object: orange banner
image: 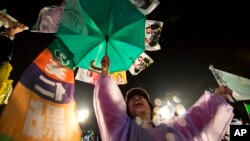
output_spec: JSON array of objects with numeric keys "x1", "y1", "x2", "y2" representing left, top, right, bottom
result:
[
  {"x1": 34, "y1": 49, "x2": 74, "y2": 83},
  {"x1": 0, "y1": 83, "x2": 81, "y2": 141},
  {"x1": 0, "y1": 45, "x2": 81, "y2": 141}
]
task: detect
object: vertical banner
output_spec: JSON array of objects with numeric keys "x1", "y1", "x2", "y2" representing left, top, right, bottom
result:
[{"x1": 0, "y1": 39, "x2": 81, "y2": 141}]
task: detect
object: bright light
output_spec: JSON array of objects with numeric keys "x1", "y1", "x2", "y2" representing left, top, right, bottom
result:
[
  {"x1": 156, "y1": 101, "x2": 176, "y2": 122},
  {"x1": 159, "y1": 105, "x2": 171, "y2": 120},
  {"x1": 154, "y1": 98, "x2": 162, "y2": 107},
  {"x1": 77, "y1": 109, "x2": 90, "y2": 123},
  {"x1": 172, "y1": 95, "x2": 181, "y2": 103},
  {"x1": 175, "y1": 104, "x2": 186, "y2": 116}
]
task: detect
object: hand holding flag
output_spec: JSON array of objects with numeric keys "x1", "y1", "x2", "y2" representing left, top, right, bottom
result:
[{"x1": 209, "y1": 65, "x2": 250, "y2": 102}]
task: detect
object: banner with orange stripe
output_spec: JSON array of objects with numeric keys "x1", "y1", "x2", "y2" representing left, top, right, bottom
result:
[{"x1": 0, "y1": 39, "x2": 81, "y2": 141}]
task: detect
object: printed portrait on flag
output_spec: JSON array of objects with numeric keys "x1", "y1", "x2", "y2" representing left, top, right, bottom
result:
[
  {"x1": 75, "y1": 68, "x2": 100, "y2": 85},
  {"x1": 129, "y1": 52, "x2": 154, "y2": 75},
  {"x1": 76, "y1": 68, "x2": 127, "y2": 85},
  {"x1": 145, "y1": 20, "x2": 163, "y2": 51},
  {"x1": 110, "y1": 71, "x2": 127, "y2": 85}
]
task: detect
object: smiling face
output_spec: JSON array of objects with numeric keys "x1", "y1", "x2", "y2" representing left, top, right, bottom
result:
[{"x1": 128, "y1": 95, "x2": 152, "y2": 119}]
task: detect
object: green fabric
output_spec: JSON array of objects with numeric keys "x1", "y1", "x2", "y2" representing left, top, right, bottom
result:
[
  {"x1": 244, "y1": 103, "x2": 250, "y2": 114},
  {"x1": 47, "y1": 38, "x2": 75, "y2": 69},
  {"x1": 56, "y1": 0, "x2": 145, "y2": 72},
  {"x1": 0, "y1": 134, "x2": 16, "y2": 141}
]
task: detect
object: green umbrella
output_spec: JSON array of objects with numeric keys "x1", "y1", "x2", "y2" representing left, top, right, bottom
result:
[{"x1": 55, "y1": 0, "x2": 146, "y2": 73}]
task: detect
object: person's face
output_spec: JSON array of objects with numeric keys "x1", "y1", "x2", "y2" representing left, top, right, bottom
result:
[
  {"x1": 128, "y1": 95, "x2": 151, "y2": 118},
  {"x1": 146, "y1": 27, "x2": 152, "y2": 34},
  {"x1": 117, "y1": 74, "x2": 122, "y2": 79},
  {"x1": 138, "y1": 57, "x2": 144, "y2": 62},
  {"x1": 86, "y1": 70, "x2": 92, "y2": 76}
]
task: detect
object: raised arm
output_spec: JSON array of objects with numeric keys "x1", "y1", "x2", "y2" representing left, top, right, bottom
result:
[
  {"x1": 173, "y1": 85, "x2": 234, "y2": 141},
  {"x1": 93, "y1": 56, "x2": 128, "y2": 140},
  {"x1": 0, "y1": 10, "x2": 28, "y2": 40}
]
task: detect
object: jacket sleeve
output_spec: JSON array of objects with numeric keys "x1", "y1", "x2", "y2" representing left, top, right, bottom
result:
[
  {"x1": 173, "y1": 91, "x2": 234, "y2": 141},
  {"x1": 93, "y1": 75, "x2": 128, "y2": 140}
]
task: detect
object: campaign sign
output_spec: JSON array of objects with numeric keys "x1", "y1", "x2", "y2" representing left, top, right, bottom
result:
[{"x1": 230, "y1": 125, "x2": 250, "y2": 140}]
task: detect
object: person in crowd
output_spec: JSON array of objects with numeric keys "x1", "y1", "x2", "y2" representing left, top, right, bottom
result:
[
  {"x1": 93, "y1": 55, "x2": 234, "y2": 141},
  {"x1": 0, "y1": 13, "x2": 28, "y2": 64},
  {"x1": 0, "y1": 11, "x2": 28, "y2": 105}
]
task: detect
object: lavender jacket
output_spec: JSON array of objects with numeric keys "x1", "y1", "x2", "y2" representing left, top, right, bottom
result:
[{"x1": 94, "y1": 75, "x2": 234, "y2": 141}]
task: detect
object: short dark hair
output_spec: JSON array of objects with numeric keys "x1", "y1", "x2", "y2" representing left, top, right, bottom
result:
[{"x1": 125, "y1": 87, "x2": 154, "y2": 119}]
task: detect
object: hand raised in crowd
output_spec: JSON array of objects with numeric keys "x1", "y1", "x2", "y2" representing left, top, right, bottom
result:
[
  {"x1": 100, "y1": 55, "x2": 110, "y2": 75},
  {"x1": 0, "y1": 10, "x2": 28, "y2": 38},
  {"x1": 214, "y1": 85, "x2": 233, "y2": 100},
  {"x1": 90, "y1": 55, "x2": 110, "y2": 75},
  {"x1": 5, "y1": 22, "x2": 28, "y2": 38}
]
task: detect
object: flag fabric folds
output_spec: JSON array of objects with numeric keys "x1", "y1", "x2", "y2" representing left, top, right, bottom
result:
[
  {"x1": 31, "y1": 4, "x2": 65, "y2": 33},
  {"x1": 0, "y1": 63, "x2": 13, "y2": 105},
  {"x1": 0, "y1": 39, "x2": 81, "y2": 141},
  {"x1": 209, "y1": 65, "x2": 250, "y2": 101}
]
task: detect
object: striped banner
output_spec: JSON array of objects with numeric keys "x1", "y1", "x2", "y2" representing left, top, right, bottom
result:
[{"x1": 0, "y1": 39, "x2": 81, "y2": 141}]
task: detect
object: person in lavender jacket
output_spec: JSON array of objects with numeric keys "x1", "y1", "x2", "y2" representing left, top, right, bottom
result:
[{"x1": 93, "y1": 56, "x2": 234, "y2": 141}]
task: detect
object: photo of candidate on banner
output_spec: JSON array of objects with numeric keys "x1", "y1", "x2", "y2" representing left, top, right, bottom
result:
[
  {"x1": 145, "y1": 20, "x2": 163, "y2": 51},
  {"x1": 75, "y1": 68, "x2": 127, "y2": 85},
  {"x1": 129, "y1": 52, "x2": 153, "y2": 75},
  {"x1": 110, "y1": 71, "x2": 127, "y2": 85},
  {"x1": 75, "y1": 68, "x2": 100, "y2": 85}
]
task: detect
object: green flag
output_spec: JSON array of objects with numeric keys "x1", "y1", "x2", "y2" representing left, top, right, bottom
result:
[{"x1": 244, "y1": 103, "x2": 250, "y2": 115}]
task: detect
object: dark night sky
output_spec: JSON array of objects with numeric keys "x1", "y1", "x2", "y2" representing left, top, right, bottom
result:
[{"x1": 1, "y1": 0, "x2": 250, "y2": 132}]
